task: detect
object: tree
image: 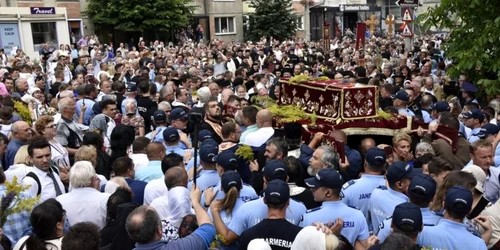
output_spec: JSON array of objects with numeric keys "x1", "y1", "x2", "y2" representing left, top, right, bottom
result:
[
  {"x1": 85, "y1": 0, "x2": 195, "y2": 34},
  {"x1": 418, "y1": 0, "x2": 500, "y2": 95},
  {"x1": 247, "y1": 0, "x2": 298, "y2": 42}
]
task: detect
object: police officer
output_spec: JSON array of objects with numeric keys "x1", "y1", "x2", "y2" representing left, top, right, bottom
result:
[
  {"x1": 188, "y1": 140, "x2": 219, "y2": 190},
  {"x1": 369, "y1": 161, "x2": 418, "y2": 229},
  {"x1": 376, "y1": 174, "x2": 441, "y2": 242},
  {"x1": 200, "y1": 150, "x2": 258, "y2": 206},
  {"x1": 417, "y1": 186, "x2": 488, "y2": 250},
  {"x1": 393, "y1": 90, "x2": 415, "y2": 117},
  {"x1": 162, "y1": 127, "x2": 188, "y2": 156},
  {"x1": 227, "y1": 160, "x2": 307, "y2": 238},
  {"x1": 300, "y1": 168, "x2": 369, "y2": 247},
  {"x1": 186, "y1": 130, "x2": 213, "y2": 171},
  {"x1": 342, "y1": 147, "x2": 386, "y2": 228},
  {"x1": 461, "y1": 109, "x2": 485, "y2": 144},
  {"x1": 461, "y1": 82, "x2": 479, "y2": 106},
  {"x1": 429, "y1": 100, "x2": 450, "y2": 123}
]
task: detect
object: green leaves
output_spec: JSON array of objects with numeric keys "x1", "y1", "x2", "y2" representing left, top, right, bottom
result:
[
  {"x1": 422, "y1": 0, "x2": 500, "y2": 95},
  {"x1": 247, "y1": 0, "x2": 298, "y2": 41},
  {"x1": 85, "y1": 0, "x2": 195, "y2": 33}
]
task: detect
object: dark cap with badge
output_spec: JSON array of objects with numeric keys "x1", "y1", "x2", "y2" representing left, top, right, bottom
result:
[
  {"x1": 461, "y1": 82, "x2": 478, "y2": 93},
  {"x1": 386, "y1": 161, "x2": 419, "y2": 184},
  {"x1": 221, "y1": 170, "x2": 242, "y2": 192},
  {"x1": 264, "y1": 179, "x2": 290, "y2": 206},
  {"x1": 126, "y1": 82, "x2": 137, "y2": 92},
  {"x1": 476, "y1": 123, "x2": 500, "y2": 139},
  {"x1": 215, "y1": 150, "x2": 238, "y2": 171},
  {"x1": 408, "y1": 174, "x2": 437, "y2": 202},
  {"x1": 429, "y1": 101, "x2": 450, "y2": 113},
  {"x1": 153, "y1": 110, "x2": 167, "y2": 123},
  {"x1": 445, "y1": 185, "x2": 473, "y2": 215},
  {"x1": 169, "y1": 108, "x2": 188, "y2": 121},
  {"x1": 162, "y1": 127, "x2": 179, "y2": 143},
  {"x1": 461, "y1": 109, "x2": 485, "y2": 122},
  {"x1": 198, "y1": 130, "x2": 213, "y2": 143},
  {"x1": 263, "y1": 160, "x2": 288, "y2": 181},
  {"x1": 393, "y1": 90, "x2": 410, "y2": 102},
  {"x1": 199, "y1": 142, "x2": 218, "y2": 164},
  {"x1": 365, "y1": 147, "x2": 386, "y2": 168},
  {"x1": 392, "y1": 202, "x2": 423, "y2": 233},
  {"x1": 305, "y1": 168, "x2": 343, "y2": 190}
]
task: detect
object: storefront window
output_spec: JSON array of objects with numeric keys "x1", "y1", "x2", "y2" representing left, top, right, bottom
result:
[{"x1": 31, "y1": 22, "x2": 58, "y2": 51}]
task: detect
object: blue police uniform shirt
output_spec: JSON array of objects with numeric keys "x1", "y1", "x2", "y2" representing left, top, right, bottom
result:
[
  {"x1": 342, "y1": 174, "x2": 386, "y2": 223},
  {"x1": 228, "y1": 197, "x2": 307, "y2": 236},
  {"x1": 422, "y1": 110, "x2": 432, "y2": 123},
  {"x1": 368, "y1": 186, "x2": 409, "y2": 230},
  {"x1": 188, "y1": 170, "x2": 219, "y2": 191},
  {"x1": 375, "y1": 207, "x2": 441, "y2": 243},
  {"x1": 398, "y1": 108, "x2": 415, "y2": 117},
  {"x1": 76, "y1": 99, "x2": 95, "y2": 125},
  {"x1": 417, "y1": 219, "x2": 487, "y2": 250},
  {"x1": 200, "y1": 181, "x2": 258, "y2": 206},
  {"x1": 208, "y1": 198, "x2": 244, "y2": 250},
  {"x1": 186, "y1": 155, "x2": 200, "y2": 171},
  {"x1": 468, "y1": 127, "x2": 481, "y2": 144},
  {"x1": 176, "y1": 129, "x2": 190, "y2": 150},
  {"x1": 494, "y1": 143, "x2": 500, "y2": 167},
  {"x1": 165, "y1": 144, "x2": 188, "y2": 157},
  {"x1": 299, "y1": 201, "x2": 369, "y2": 246},
  {"x1": 152, "y1": 126, "x2": 168, "y2": 143}
]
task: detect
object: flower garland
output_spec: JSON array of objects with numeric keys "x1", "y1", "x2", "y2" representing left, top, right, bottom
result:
[{"x1": 13, "y1": 100, "x2": 32, "y2": 126}]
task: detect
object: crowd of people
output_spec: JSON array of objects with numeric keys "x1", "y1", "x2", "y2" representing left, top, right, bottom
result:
[{"x1": 0, "y1": 31, "x2": 498, "y2": 250}]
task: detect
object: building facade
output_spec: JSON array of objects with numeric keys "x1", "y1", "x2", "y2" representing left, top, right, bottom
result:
[{"x1": 192, "y1": 0, "x2": 245, "y2": 43}]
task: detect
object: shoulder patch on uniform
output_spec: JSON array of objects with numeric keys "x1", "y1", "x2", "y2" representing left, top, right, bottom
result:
[
  {"x1": 306, "y1": 207, "x2": 322, "y2": 213},
  {"x1": 431, "y1": 210, "x2": 444, "y2": 217},
  {"x1": 376, "y1": 185, "x2": 387, "y2": 190},
  {"x1": 342, "y1": 180, "x2": 357, "y2": 190},
  {"x1": 244, "y1": 196, "x2": 260, "y2": 203}
]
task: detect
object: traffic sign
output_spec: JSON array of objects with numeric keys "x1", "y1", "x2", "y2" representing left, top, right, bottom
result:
[
  {"x1": 396, "y1": 0, "x2": 419, "y2": 7},
  {"x1": 401, "y1": 23, "x2": 413, "y2": 37},
  {"x1": 402, "y1": 8, "x2": 413, "y2": 22}
]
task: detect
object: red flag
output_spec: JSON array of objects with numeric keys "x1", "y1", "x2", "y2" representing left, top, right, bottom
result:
[{"x1": 355, "y1": 23, "x2": 366, "y2": 50}]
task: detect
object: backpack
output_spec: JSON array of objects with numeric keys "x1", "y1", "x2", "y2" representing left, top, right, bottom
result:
[{"x1": 24, "y1": 163, "x2": 61, "y2": 196}]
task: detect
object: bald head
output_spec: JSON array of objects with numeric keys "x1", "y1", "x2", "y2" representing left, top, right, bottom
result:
[
  {"x1": 164, "y1": 166, "x2": 188, "y2": 189},
  {"x1": 59, "y1": 90, "x2": 74, "y2": 99},
  {"x1": 12, "y1": 121, "x2": 32, "y2": 142},
  {"x1": 221, "y1": 89, "x2": 234, "y2": 104},
  {"x1": 360, "y1": 137, "x2": 376, "y2": 156},
  {"x1": 146, "y1": 142, "x2": 166, "y2": 161},
  {"x1": 256, "y1": 109, "x2": 273, "y2": 128}
]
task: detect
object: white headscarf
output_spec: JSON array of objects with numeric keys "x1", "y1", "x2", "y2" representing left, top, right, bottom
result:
[
  {"x1": 291, "y1": 226, "x2": 339, "y2": 250},
  {"x1": 167, "y1": 186, "x2": 192, "y2": 228}
]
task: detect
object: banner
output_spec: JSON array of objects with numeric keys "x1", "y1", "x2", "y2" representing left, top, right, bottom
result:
[
  {"x1": 0, "y1": 24, "x2": 21, "y2": 55},
  {"x1": 355, "y1": 22, "x2": 366, "y2": 50}
]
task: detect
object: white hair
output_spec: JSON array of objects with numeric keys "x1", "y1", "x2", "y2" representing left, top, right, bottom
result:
[
  {"x1": 70, "y1": 161, "x2": 96, "y2": 188},
  {"x1": 197, "y1": 86, "x2": 211, "y2": 104},
  {"x1": 104, "y1": 177, "x2": 130, "y2": 194},
  {"x1": 158, "y1": 101, "x2": 171, "y2": 111},
  {"x1": 59, "y1": 90, "x2": 74, "y2": 99}
]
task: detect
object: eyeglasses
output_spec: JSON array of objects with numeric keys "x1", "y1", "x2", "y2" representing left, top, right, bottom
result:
[{"x1": 45, "y1": 124, "x2": 56, "y2": 129}]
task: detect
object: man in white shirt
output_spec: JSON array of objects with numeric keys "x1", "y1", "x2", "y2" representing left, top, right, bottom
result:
[
  {"x1": 244, "y1": 109, "x2": 275, "y2": 147},
  {"x1": 130, "y1": 137, "x2": 150, "y2": 172},
  {"x1": 143, "y1": 153, "x2": 184, "y2": 205},
  {"x1": 57, "y1": 161, "x2": 110, "y2": 229},
  {"x1": 23, "y1": 138, "x2": 66, "y2": 202},
  {"x1": 150, "y1": 166, "x2": 191, "y2": 221}
]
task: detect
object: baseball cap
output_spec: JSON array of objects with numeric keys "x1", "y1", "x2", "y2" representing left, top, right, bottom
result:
[
  {"x1": 305, "y1": 168, "x2": 343, "y2": 190},
  {"x1": 126, "y1": 83, "x2": 137, "y2": 92},
  {"x1": 386, "y1": 161, "x2": 419, "y2": 184},
  {"x1": 365, "y1": 147, "x2": 386, "y2": 168},
  {"x1": 461, "y1": 109, "x2": 485, "y2": 123},
  {"x1": 262, "y1": 160, "x2": 288, "y2": 181},
  {"x1": 476, "y1": 124, "x2": 500, "y2": 139},
  {"x1": 429, "y1": 101, "x2": 450, "y2": 113},
  {"x1": 221, "y1": 170, "x2": 242, "y2": 192},
  {"x1": 445, "y1": 185, "x2": 473, "y2": 214},
  {"x1": 29, "y1": 87, "x2": 42, "y2": 95},
  {"x1": 408, "y1": 174, "x2": 437, "y2": 202},
  {"x1": 162, "y1": 127, "x2": 179, "y2": 143},
  {"x1": 264, "y1": 179, "x2": 290, "y2": 206},
  {"x1": 392, "y1": 202, "x2": 423, "y2": 233},
  {"x1": 461, "y1": 82, "x2": 478, "y2": 93},
  {"x1": 392, "y1": 90, "x2": 410, "y2": 102},
  {"x1": 169, "y1": 108, "x2": 188, "y2": 121},
  {"x1": 462, "y1": 165, "x2": 486, "y2": 193},
  {"x1": 199, "y1": 130, "x2": 213, "y2": 143},
  {"x1": 199, "y1": 143, "x2": 218, "y2": 164},
  {"x1": 214, "y1": 150, "x2": 238, "y2": 171},
  {"x1": 153, "y1": 110, "x2": 167, "y2": 123}
]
